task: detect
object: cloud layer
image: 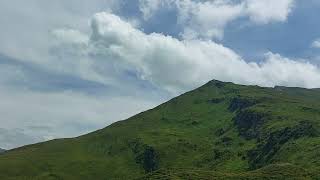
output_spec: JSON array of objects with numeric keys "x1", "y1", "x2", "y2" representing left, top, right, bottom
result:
[
  {"x1": 54, "y1": 12, "x2": 320, "y2": 95},
  {"x1": 0, "y1": 78, "x2": 159, "y2": 149},
  {"x1": 0, "y1": 51, "x2": 164, "y2": 149}
]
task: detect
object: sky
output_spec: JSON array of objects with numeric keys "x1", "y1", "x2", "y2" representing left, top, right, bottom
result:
[{"x1": 1, "y1": 0, "x2": 320, "y2": 149}]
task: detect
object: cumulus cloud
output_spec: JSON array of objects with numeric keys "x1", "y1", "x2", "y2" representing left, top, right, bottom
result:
[
  {"x1": 139, "y1": 0, "x2": 295, "y2": 39},
  {"x1": 76, "y1": 12, "x2": 246, "y2": 92},
  {"x1": 177, "y1": 0, "x2": 245, "y2": 40},
  {"x1": 55, "y1": 12, "x2": 320, "y2": 94},
  {"x1": 0, "y1": 0, "x2": 119, "y2": 65},
  {"x1": 245, "y1": 0, "x2": 294, "y2": 24},
  {"x1": 312, "y1": 39, "x2": 320, "y2": 48}
]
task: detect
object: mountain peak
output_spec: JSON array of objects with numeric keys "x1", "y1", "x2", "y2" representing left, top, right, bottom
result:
[
  {"x1": 206, "y1": 79, "x2": 232, "y2": 87},
  {"x1": 0, "y1": 81, "x2": 319, "y2": 179}
]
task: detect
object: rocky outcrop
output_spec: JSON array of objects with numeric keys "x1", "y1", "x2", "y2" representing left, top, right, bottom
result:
[
  {"x1": 247, "y1": 121, "x2": 319, "y2": 169},
  {"x1": 233, "y1": 110, "x2": 267, "y2": 139}
]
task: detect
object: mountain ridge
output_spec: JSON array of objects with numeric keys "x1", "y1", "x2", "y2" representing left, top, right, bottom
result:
[{"x1": 1, "y1": 79, "x2": 320, "y2": 179}]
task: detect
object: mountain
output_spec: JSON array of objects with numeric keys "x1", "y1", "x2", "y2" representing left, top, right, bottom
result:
[
  {"x1": 0, "y1": 80, "x2": 320, "y2": 179},
  {"x1": 0, "y1": 148, "x2": 5, "y2": 153}
]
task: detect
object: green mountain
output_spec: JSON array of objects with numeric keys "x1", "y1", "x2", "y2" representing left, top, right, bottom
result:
[{"x1": 1, "y1": 80, "x2": 320, "y2": 179}]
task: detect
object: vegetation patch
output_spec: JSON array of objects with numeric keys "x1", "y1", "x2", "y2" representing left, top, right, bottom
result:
[
  {"x1": 207, "y1": 98, "x2": 225, "y2": 104},
  {"x1": 129, "y1": 139, "x2": 159, "y2": 173},
  {"x1": 136, "y1": 146, "x2": 159, "y2": 173},
  {"x1": 215, "y1": 128, "x2": 227, "y2": 137},
  {"x1": 208, "y1": 80, "x2": 226, "y2": 88}
]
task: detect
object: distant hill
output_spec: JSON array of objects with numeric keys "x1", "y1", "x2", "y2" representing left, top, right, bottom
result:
[
  {"x1": 0, "y1": 148, "x2": 5, "y2": 153},
  {"x1": 0, "y1": 80, "x2": 319, "y2": 179}
]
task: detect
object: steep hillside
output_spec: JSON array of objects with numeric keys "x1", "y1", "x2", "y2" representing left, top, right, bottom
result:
[{"x1": 0, "y1": 80, "x2": 320, "y2": 179}]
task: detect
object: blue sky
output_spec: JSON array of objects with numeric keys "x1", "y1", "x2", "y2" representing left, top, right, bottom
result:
[
  {"x1": 1, "y1": 0, "x2": 320, "y2": 149},
  {"x1": 222, "y1": 0, "x2": 320, "y2": 61}
]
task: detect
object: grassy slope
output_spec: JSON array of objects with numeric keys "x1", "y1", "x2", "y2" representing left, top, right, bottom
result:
[{"x1": 0, "y1": 80, "x2": 320, "y2": 179}]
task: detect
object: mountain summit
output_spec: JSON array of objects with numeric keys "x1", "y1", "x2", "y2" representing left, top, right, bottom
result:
[{"x1": 0, "y1": 80, "x2": 319, "y2": 179}]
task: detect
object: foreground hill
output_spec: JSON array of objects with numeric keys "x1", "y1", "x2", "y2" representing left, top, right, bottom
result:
[{"x1": 0, "y1": 80, "x2": 320, "y2": 179}]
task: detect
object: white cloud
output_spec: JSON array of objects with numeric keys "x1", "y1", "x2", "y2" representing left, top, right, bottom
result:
[
  {"x1": 86, "y1": 12, "x2": 245, "y2": 93},
  {"x1": 312, "y1": 39, "x2": 320, "y2": 48},
  {"x1": 0, "y1": 0, "x2": 119, "y2": 65},
  {"x1": 139, "y1": 0, "x2": 162, "y2": 20},
  {"x1": 139, "y1": 0, "x2": 295, "y2": 39},
  {"x1": 55, "y1": 12, "x2": 320, "y2": 94},
  {"x1": 245, "y1": 0, "x2": 295, "y2": 24},
  {"x1": 177, "y1": 0, "x2": 245, "y2": 40},
  {"x1": 255, "y1": 53, "x2": 320, "y2": 87},
  {"x1": 139, "y1": 0, "x2": 176, "y2": 20},
  {"x1": 51, "y1": 29, "x2": 89, "y2": 45}
]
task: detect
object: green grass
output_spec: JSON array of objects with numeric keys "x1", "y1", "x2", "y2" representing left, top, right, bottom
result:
[
  {"x1": 137, "y1": 163, "x2": 315, "y2": 179},
  {"x1": 0, "y1": 80, "x2": 320, "y2": 179}
]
